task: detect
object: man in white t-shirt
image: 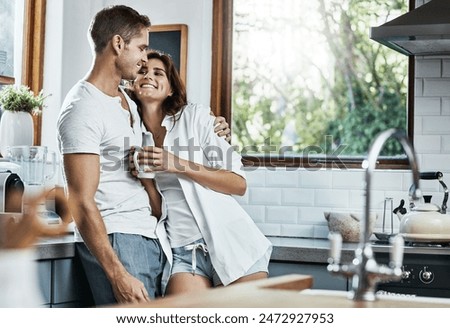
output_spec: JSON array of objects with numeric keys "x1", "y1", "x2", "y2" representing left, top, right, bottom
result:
[
  {"x1": 58, "y1": 5, "x2": 158, "y2": 305},
  {"x1": 58, "y1": 5, "x2": 230, "y2": 306}
]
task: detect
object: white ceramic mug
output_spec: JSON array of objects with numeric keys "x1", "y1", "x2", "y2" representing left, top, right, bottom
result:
[{"x1": 133, "y1": 132, "x2": 156, "y2": 179}]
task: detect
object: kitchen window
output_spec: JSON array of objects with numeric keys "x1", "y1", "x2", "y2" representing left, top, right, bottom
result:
[
  {"x1": 211, "y1": 0, "x2": 414, "y2": 169},
  {"x1": 0, "y1": 0, "x2": 46, "y2": 145}
]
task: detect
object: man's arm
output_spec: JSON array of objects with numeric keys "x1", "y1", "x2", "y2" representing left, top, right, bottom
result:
[
  {"x1": 212, "y1": 115, "x2": 231, "y2": 142},
  {"x1": 139, "y1": 178, "x2": 162, "y2": 219},
  {"x1": 63, "y1": 153, "x2": 150, "y2": 303}
]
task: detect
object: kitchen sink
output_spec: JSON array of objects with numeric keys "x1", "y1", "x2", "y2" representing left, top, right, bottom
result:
[{"x1": 299, "y1": 289, "x2": 450, "y2": 305}]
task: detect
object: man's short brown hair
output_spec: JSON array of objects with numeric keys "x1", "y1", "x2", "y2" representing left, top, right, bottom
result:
[{"x1": 89, "y1": 5, "x2": 151, "y2": 53}]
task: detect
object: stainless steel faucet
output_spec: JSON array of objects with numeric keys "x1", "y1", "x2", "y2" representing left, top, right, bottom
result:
[{"x1": 327, "y1": 128, "x2": 422, "y2": 301}]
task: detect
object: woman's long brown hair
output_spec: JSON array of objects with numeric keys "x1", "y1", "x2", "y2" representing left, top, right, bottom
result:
[{"x1": 129, "y1": 49, "x2": 188, "y2": 126}]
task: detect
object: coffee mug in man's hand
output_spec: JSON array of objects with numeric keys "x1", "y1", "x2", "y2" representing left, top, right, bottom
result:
[{"x1": 133, "y1": 147, "x2": 156, "y2": 179}]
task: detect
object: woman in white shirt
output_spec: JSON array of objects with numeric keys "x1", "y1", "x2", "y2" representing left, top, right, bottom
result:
[{"x1": 130, "y1": 50, "x2": 272, "y2": 295}]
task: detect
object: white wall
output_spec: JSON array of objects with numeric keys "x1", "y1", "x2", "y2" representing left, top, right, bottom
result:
[{"x1": 41, "y1": 0, "x2": 450, "y2": 239}]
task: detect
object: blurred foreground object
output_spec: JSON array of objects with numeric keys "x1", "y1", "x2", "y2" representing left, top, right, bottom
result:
[{"x1": 0, "y1": 192, "x2": 68, "y2": 307}]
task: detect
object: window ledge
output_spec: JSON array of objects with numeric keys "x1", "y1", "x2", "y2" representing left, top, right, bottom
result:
[{"x1": 242, "y1": 155, "x2": 410, "y2": 170}]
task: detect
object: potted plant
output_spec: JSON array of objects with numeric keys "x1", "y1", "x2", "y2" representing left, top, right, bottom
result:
[{"x1": 0, "y1": 85, "x2": 49, "y2": 157}]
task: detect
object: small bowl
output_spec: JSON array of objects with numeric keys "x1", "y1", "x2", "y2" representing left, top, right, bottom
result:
[
  {"x1": 324, "y1": 212, "x2": 378, "y2": 242},
  {"x1": 374, "y1": 232, "x2": 397, "y2": 241}
]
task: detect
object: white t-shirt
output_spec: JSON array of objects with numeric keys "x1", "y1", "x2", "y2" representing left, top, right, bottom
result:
[
  {"x1": 155, "y1": 171, "x2": 202, "y2": 247},
  {"x1": 57, "y1": 81, "x2": 157, "y2": 240}
]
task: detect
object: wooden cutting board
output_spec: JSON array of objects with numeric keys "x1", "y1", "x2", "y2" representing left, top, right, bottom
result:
[{"x1": 118, "y1": 274, "x2": 450, "y2": 308}]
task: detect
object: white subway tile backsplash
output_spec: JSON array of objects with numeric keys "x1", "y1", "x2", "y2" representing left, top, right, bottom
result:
[
  {"x1": 416, "y1": 59, "x2": 441, "y2": 78},
  {"x1": 265, "y1": 170, "x2": 299, "y2": 187},
  {"x1": 243, "y1": 168, "x2": 266, "y2": 187},
  {"x1": 415, "y1": 78, "x2": 423, "y2": 97},
  {"x1": 332, "y1": 170, "x2": 364, "y2": 189},
  {"x1": 280, "y1": 224, "x2": 314, "y2": 238},
  {"x1": 422, "y1": 116, "x2": 450, "y2": 135},
  {"x1": 249, "y1": 187, "x2": 282, "y2": 205},
  {"x1": 314, "y1": 189, "x2": 349, "y2": 208},
  {"x1": 414, "y1": 135, "x2": 441, "y2": 153},
  {"x1": 313, "y1": 225, "x2": 330, "y2": 239},
  {"x1": 301, "y1": 170, "x2": 332, "y2": 188},
  {"x1": 370, "y1": 171, "x2": 403, "y2": 191},
  {"x1": 423, "y1": 78, "x2": 450, "y2": 97},
  {"x1": 298, "y1": 207, "x2": 328, "y2": 223},
  {"x1": 443, "y1": 60, "x2": 450, "y2": 78},
  {"x1": 266, "y1": 206, "x2": 298, "y2": 224},
  {"x1": 414, "y1": 116, "x2": 423, "y2": 134},
  {"x1": 348, "y1": 189, "x2": 385, "y2": 211},
  {"x1": 442, "y1": 136, "x2": 450, "y2": 153},
  {"x1": 348, "y1": 190, "x2": 365, "y2": 209},
  {"x1": 422, "y1": 154, "x2": 450, "y2": 172},
  {"x1": 415, "y1": 97, "x2": 441, "y2": 116},
  {"x1": 256, "y1": 223, "x2": 281, "y2": 236},
  {"x1": 281, "y1": 188, "x2": 314, "y2": 206},
  {"x1": 443, "y1": 98, "x2": 450, "y2": 115}
]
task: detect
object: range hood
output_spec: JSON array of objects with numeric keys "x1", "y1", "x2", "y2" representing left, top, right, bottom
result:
[{"x1": 370, "y1": 0, "x2": 450, "y2": 56}]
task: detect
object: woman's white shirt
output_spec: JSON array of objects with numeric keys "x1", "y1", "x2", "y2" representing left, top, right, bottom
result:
[{"x1": 154, "y1": 103, "x2": 272, "y2": 291}]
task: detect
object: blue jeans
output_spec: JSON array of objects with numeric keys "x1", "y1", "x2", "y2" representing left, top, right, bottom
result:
[{"x1": 76, "y1": 233, "x2": 165, "y2": 306}]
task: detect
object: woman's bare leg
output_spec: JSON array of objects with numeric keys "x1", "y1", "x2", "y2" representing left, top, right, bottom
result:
[
  {"x1": 232, "y1": 271, "x2": 268, "y2": 284},
  {"x1": 166, "y1": 273, "x2": 212, "y2": 295}
]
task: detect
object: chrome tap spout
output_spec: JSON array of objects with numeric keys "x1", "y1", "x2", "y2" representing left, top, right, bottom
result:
[
  {"x1": 362, "y1": 129, "x2": 422, "y2": 246},
  {"x1": 328, "y1": 128, "x2": 422, "y2": 302}
]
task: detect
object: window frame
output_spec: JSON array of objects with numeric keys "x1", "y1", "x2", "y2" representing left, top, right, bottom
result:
[
  {"x1": 0, "y1": 0, "x2": 46, "y2": 146},
  {"x1": 210, "y1": 0, "x2": 415, "y2": 169},
  {"x1": 23, "y1": 0, "x2": 46, "y2": 146}
]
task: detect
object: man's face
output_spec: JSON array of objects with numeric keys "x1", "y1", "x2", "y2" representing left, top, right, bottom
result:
[{"x1": 118, "y1": 27, "x2": 149, "y2": 81}]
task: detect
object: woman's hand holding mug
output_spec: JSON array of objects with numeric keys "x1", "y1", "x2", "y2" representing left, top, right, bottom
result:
[
  {"x1": 131, "y1": 131, "x2": 158, "y2": 179},
  {"x1": 132, "y1": 146, "x2": 157, "y2": 179}
]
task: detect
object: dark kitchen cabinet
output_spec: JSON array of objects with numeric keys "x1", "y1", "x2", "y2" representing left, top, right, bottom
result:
[
  {"x1": 269, "y1": 261, "x2": 349, "y2": 291},
  {"x1": 37, "y1": 257, "x2": 93, "y2": 308},
  {"x1": 37, "y1": 261, "x2": 52, "y2": 307}
]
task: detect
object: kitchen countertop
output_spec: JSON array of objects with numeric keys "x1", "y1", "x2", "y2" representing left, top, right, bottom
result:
[
  {"x1": 118, "y1": 274, "x2": 450, "y2": 308},
  {"x1": 268, "y1": 236, "x2": 450, "y2": 263},
  {"x1": 34, "y1": 233, "x2": 76, "y2": 260},
  {"x1": 33, "y1": 235, "x2": 450, "y2": 308},
  {"x1": 34, "y1": 234, "x2": 450, "y2": 261}
]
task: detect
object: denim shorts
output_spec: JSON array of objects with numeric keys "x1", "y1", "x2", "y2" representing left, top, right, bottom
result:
[
  {"x1": 171, "y1": 238, "x2": 269, "y2": 287},
  {"x1": 76, "y1": 233, "x2": 165, "y2": 306}
]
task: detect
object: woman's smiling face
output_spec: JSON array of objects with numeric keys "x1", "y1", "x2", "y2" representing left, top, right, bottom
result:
[{"x1": 133, "y1": 58, "x2": 173, "y2": 103}]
